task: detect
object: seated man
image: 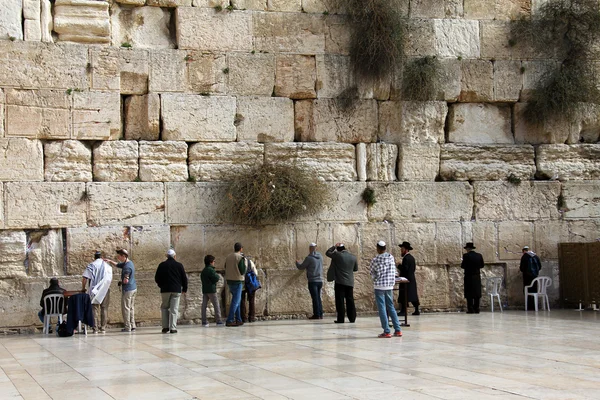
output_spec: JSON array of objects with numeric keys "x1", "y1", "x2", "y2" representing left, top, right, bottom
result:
[{"x1": 38, "y1": 278, "x2": 66, "y2": 331}]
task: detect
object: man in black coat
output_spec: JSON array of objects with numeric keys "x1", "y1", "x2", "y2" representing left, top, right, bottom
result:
[
  {"x1": 397, "y1": 242, "x2": 420, "y2": 316},
  {"x1": 326, "y1": 243, "x2": 358, "y2": 323},
  {"x1": 520, "y1": 246, "x2": 542, "y2": 310},
  {"x1": 38, "y1": 278, "x2": 65, "y2": 325},
  {"x1": 155, "y1": 249, "x2": 188, "y2": 333},
  {"x1": 461, "y1": 242, "x2": 484, "y2": 314}
]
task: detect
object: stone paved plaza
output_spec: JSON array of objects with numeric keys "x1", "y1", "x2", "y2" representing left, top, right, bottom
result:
[{"x1": 1, "y1": 310, "x2": 599, "y2": 400}]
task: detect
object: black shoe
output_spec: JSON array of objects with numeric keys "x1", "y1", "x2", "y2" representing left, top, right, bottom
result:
[
  {"x1": 309, "y1": 315, "x2": 320, "y2": 320},
  {"x1": 475, "y1": 310, "x2": 480, "y2": 314},
  {"x1": 334, "y1": 320, "x2": 344, "y2": 323},
  {"x1": 131, "y1": 328, "x2": 136, "y2": 332},
  {"x1": 412, "y1": 311, "x2": 421, "y2": 316},
  {"x1": 170, "y1": 330, "x2": 177, "y2": 334},
  {"x1": 466, "y1": 311, "x2": 475, "y2": 314},
  {"x1": 162, "y1": 328, "x2": 169, "y2": 333},
  {"x1": 397, "y1": 311, "x2": 405, "y2": 317}
]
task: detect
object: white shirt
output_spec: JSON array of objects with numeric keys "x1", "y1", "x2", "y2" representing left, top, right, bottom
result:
[{"x1": 83, "y1": 259, "x2": 113, "y2": 304}]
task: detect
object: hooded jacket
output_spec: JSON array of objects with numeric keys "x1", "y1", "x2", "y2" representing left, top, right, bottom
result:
[{"x1": 296, "y1": 252, "x2": 323, "y2": 282}]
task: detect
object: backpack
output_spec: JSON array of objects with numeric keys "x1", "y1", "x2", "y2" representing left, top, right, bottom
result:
[
  {"x1": 56, "y1": 321, "x2": 73, "y2": 337},
  {"x1": 527, "y1": 255, "x2": 541, "y2": 278},
  {"x1": 244, "y1": 258, "x2": 261, "y2": 293}
]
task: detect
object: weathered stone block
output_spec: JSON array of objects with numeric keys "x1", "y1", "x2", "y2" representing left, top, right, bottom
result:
[
  {"x1": 274, "y1": 54, "x2": 317, "y2": 99},
  {"x1": 115, "y1": 0, "x2": 145, "y2": 4},
  {"x1": 170, "y1": 225, "x2": 206, "y2": 272},
  {"x1": 253, "y1": 11, "x2": 325, "y2": 53},
  {"x1": 24, "y1": 19, "x2": 42, "y2": 42},
  {"x1": 395, "y1": 222, "x2": 437, "y2": 264},
  {"x1": 378, "y1": 101, "x2": 448, "y2": 144},
  {"x1": 533, "y1": 221, "x2": 569, "y2": 260},
  {"x1": 536, "y1": 145, "x2": 600, "y2": 181},
  {"x1": 177, "y1": 8, "x2": 253, "y2": 51},
  {"x1": 44, "y1": 140, "x2": 92, "y2": 182},
  {"x1": 187, "y1": 52, "x2": 227, "y2": 94},
  {"x1": 498, "y1": 221, "x2": 534, "y2": 260},
  {"x1": 494, "y1": 60, "x2": 522, "y2": 102},
  {"x1": 440, "y1": 144, "x2": 536, "y2": 181},
  {"x1": 5, "y1": 89, "x2": 71, "y2": 139},
  {"x1": 397, "y1": 143, "x2": 440, "y2": 181},
  {"x1": 567, "y1": 220, "x2": 600, "y2": 243},
  {"x1": 514, "y1": 103, "x2": 569, "y2": 145},
  {"x1": 87, "y1": 182, "x2": 165, "y2": 226},
  {"x1": 315, "y1": 54, "x2": 353, "y2": 99},
  {"x1": 124, "y1": 94, "x2": 160, "y2": 141},
  {"x1": 356, "y1": 144, "x2": 367, "y2": 181},
  {"x1": 434, "y1": 19, "x2": 480, "y2": 58},
  {"x1": 448, "y1": 103, "x2": 513, "y2": 144},
  {"x1": 300, "y1": 182, "x2": 367, "y2": 222},
  {"x1": 120, "y1": 49, "x2": 149, "y2": 95},
  {"x1": 368, "y1": 182, "x2": 474, "y2": 222},
  {"x1": 0, "y1": 231, "x2": 27, "y2": 279},
  {"x1": 203, "y1": 225, "x2": 259, "y2": 270},
  {"x1": 0, "y1": 182, "x2": 3, "y2": 228},
  {"x1": 417, "y1": 265, "x2": 451, "y2": 309},
  {"x1": 0, "y1": 0, "x2": 24, "y2": 41},
  {"x1": 166, "y1": 183, "x2": 227, "y2": 225},
  {"x1": 264, "y1": 142, "x2": 357, "y2": 182},
  {"x1": 474, "y1": 181, "x2": 561, "y2": 221},
  {"x1": 130, "y1": 225, "x2": 171, "y2": 272},
  {"x1": 435, "y1": 222, "x2": 466, "y2": 265},
  {"x1": 41, "y1": 0, "x2": 53, "y2": 43},
  {"x1": 236, "y1": 97, "x2": 294, "y2": 142},
  {"x1": 366, "y1": 143, "x2": 397, "y2": 182},
  {"x1": 148, "y1": 49, "x2": 187, "y2": 93},
  {"x1": 66, "y1": 226, "x2": 130, "y2": 275},
  {"x1": 139, "y1": 141, "x2": 188, "y2": 182},
  {"x1": 563, "y1": 181, "x2": 600, "y2": 219},
  {"x1": 412, "y1": 0, "x2": 463, "y2": 18},
  {"x1": 0, "y1": 139, "x2": 44, "y2": 182},
  {"x1": 147, "y1": 0, "x2": 192, "y2": 5},
  {"x1": 111, "y1": 5, "x2": 175, "y2": 49},
  {"x1": 93, "y1": 141, "x2": 139, "y2": 182},
  {"x1": 0, "y1": 42, "x2": 89, "y2": 89},
  {"x1": 227, "y1": 53, "x2": 275, "y2": 96},
  {"x1": 90, "y1": 48, "x2": 120, "y2": 91},
  {"x1": 188, "y1": 142, "x2": 264, "y2": 181},
  {"x1": 459, "y1": 60, "x2": 493, "y2": 102},
  {"x1": 161, "y1": 94, "x2": 236, "y2": 142},
  {"x1": 53, "y1": 0, "x2": 111, "y2": 44},
  {"x1": 294, "y1": 223, "x2": 332, "y2": 263},
  {"x1": 462, "y1": 221, "x2": 499, "y2": 263},
  {"x1": 359, "y1": 223, "x2": 393, "y2": 264},
  {"x1": 5, "y1": 182, "x2": 87, "y2": 228},
  {"x1": 72, "y1": 91, "x2": 121, "y2": 140},
  {"x1": 231, "y1": 0, "x2": 266, "y2": 9},
  {"x1": 255, "y1": 225, "x2": 295, "y2": 269},
  {"x1": 464, "y1": 0, "x2": 531, "y2": 20},
  {"x1": 27, "y1": 230, "x2": 65, "y2": 278},
  {"x1": 268, "y1": 0, "x2": 301, "y2": 11},
  {"x1": 267, "y1": 269, "x2": 326, "y2": 314},
  {"x1": 404, "y1": 19, "x2": 436, "y2": 57},
  {"x1": 324, "y1": 14, "x2": 351, "y2": 55},
  {"x1": 294, "y1": 99, "x2": 378, "y2": 143}
]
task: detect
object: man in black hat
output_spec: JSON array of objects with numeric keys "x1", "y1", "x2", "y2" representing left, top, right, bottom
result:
[
  {"x1": 326, "y1": 243, "x2": 358, "y2": 323},
  {"x1": 397, "y1": 242, "x2": 420, "y2": 316},
  {"x1": 461, "y1": 242, "x2": 485, "y2": 314}
]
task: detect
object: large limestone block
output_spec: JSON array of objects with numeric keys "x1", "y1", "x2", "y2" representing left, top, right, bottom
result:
[
  {"x1": 461, "y1": 221, "x2": 498, "y2": 263},
  {"x1": 494, "y1": 60, "x2": 522, "y2": 102},
  {"x1": 411, "y1": 0, "x2": 463, "y2": 18},
  {"x1": 124, "y1": 94, "x2": 160, "y2": 141},
  {"x1": 464, "y1": 0, "x2": 531, "y2": 20},
  {"x1": 5, "y1": 182, "x2": 87, "y2": 228},
  {"x1": 359, "y1": 222, "x2": 393, "y2": 262},
  {"x1": 111, "y1": 5, "x2": 175, "y2": 49},
  {"x1": 533, "y1": 221, "x2": 569, "y2": 260},
  {"x1": 161, "y1": 94, "x2": 236, "y2": 142},
  {"x1": 93, "y1": 141, "x2": 140, "y2": 182},
  {"x1": 256, "y1": 225, "x2": 294, "y2": 269},
  {"x1": 41, "y1": 0, "x2": 53, "y2": 43},
  {"x1": 416, "y1": 265, "x2": 451, "y2": 309},
  {"x1": 435, "y1": 222, "x2": 465, "y2": 265},
  {"x1": 0, "y1": 139, "x2": 44, "y2": 181},
  {"x1": 563, "y1": 181, "x2": 600, "y2": 219},
  {"x1": 24, "y1": 19, "x2": 42, "y2": 42},
  {"x1": 53, "y1": 0, "x2": 111, "y2": 44},
  {"x1": 227, "y1": 53, "x2": 275, "y2": 96},
  {"x1": 0, "y1": 0, "x2": 23, "y2": 41},
  {"x1": 27, "y1": 230, "x2": 64, "y2": 278},
  {"x1": 0, "y1": 89, "x2": 4, "y2": 138},
  {"x1": 274, "y1": 55, "x2": 317, "y2": 99},
  {"x1": 0, "y1": 231, "x2": 27, "y2": 279},
  {"x1": 397, "y1": 143, "x2": 440, "y2": 181},
  {"x1": 395, "y1": 222, "x2": 437, "y2": 265},
  {"x1": 404, "y1": 19, "x2": 436, "y2": 57},
  {"x1": 72, "y1": 91, "x2": 121, "y2": 140},
  {"x1": 253, "y1": 11, "x2": 325, "y2": 53},
  {"x1": 148, "y1": 49, "x2": 187, "y2": 93},
  {"x1": 448, "y1": 103, "x2": 513, "y2": 144},
  {"x1": 567, "y1": 220, "x2": 600, "y2": 243},
  {"x1": 296, "y1": 182, "x2": 367, "y2": 222},
  {"x1": 474, "y1": 181, "x2": 561, "y2": 221},
  {"x1": 170, "y1": 225, "x2": 206, "y2": 271},
  {"x1": 294, "y1": 99, "x2": 378, "y2": 143},
  {"x1": 264, "y1": 142, "x2": 356, "y2": 182},
  {"x1": 267, "y1": 269, "x2": 330, "y2": 314},
  {"x1": 315, "y1": 54, "x2": 352, "y2": 99},
  {"x1": 236, "y1": 97, "x2": 294, "y2": 142},
  {"x1": 87, "y1": 182, "x2": 165, "y2": 226},
  {"x1": 294, "y1": 223, "x2": 333, "y2": 261},
  {"x1": 365, "y1": 143, "x2": 398, "y2": 182},
  {"x1": 203, "y1": 225, "x2": 259, "y2": 269},
  {"x1": 498, "y1": 221, "x2": 534, "y2": 260},
  {"x1": 44, "y1": 140, "x2": 92, "y2": 182},
  {"x1": 139, "y1": 141, "x2": 188, "y2": 182},
  {"x1": 176, "y1": 8, "x2": 253, "y2": 51},
  {"x1": 66, "y1": 226, "x2": 130, "y2": 275},
  {"x1": 536, "y1": 144, "x2": 600, "y2": 181},
  {"x1": 120, "y1": 49, "x2": 149, "y2": 95},
  {"x1": 459, "y1": 60, "x2": 493, "y2": 102},
  {"x1": 188, "y1": 142, "x2": 264, "y2": 181},
  {"x1": 378, "y1": 101, "x2": 448, "y2": 144},
  {"x1": 368, "y1": 182, "x2": 474, "y2": 222},
  {"x1": 0, "y1": 42, "x2": 88, "y2": 89},
  {"x1": 434, "y1": 19, "x2": 480, "y2": 58},
  {"x1": 520, "y1": 60, "x2": 561, "y2": 101},
  {"x1": 231, "y1": 0, "x2": 267, "y2": 10},
  {"x1": 187, "y1": 52, "x2": 227, "y2": 94},
  {"x1": 440, "y1": 144, "x2": 536, "y2": 181},
  {"x1": 166, "y1": 183, "x2": 227, "y2": 225},
  {"x1": 90, "y1": 48, "x2": 119, "y2": 91},
  {"x1": 131, "y1": 225, "x2": 171, "y2": 272},
  {"x1": 324, "y1": 14, "x2": 352, "y2": 55},
  {"x1": 5, "y1": 89, "x2": 70, "y2": 139},
  {"x1": 268, "y1": 0, "x2": 301, "y2": 11}
]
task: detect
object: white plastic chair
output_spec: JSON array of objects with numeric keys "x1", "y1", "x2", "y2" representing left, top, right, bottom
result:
[
  {"x1": 42, "y1": 294, "x2": 64, "y2": 334},
  {"x1": 487, "y1": 277, "x2": 503, "y2": 313},
  {"x1": 525, "y1": 277, "x2": 552, "y2": 311}
]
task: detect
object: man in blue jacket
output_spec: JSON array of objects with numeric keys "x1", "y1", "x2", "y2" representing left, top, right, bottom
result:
[{"x1": 296, "y1": 242, "x2": 324, "y2": 319}]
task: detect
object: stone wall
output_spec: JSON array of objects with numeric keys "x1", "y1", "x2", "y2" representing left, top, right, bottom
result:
[{"x1": 1, "y1": 0, "x2": 599, "y2": 328}]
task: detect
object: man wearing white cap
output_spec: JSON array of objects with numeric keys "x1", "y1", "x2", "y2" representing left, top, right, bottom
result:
[
  {"x1": 520, "y1": 245, "x2": 542, "y2": 310},
  {"x1": 370, "y1": 241, "x2": 402, "y2": 338},
  {"x1": 155, "y1": 249, "x2": 188, "y2": 333},
  {"x1": 326, "y1": 242, "x2": 358, "y2": 323},
  {"x1": 296, "y1": 242, "x2": 324, "y2": 319}
]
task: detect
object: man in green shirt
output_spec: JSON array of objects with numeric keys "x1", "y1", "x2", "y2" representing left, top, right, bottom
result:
[{"x1": 201, "y1": 255, "x2": 223, "y2": 327}]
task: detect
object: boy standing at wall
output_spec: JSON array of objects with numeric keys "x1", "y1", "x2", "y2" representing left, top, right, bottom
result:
[{"x1": 201, "y1": 255, "x2": 223, "y2": 327}]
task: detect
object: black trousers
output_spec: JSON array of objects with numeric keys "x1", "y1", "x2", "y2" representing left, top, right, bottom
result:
[
  {"x1": 334, "y1": 283, "x2": 356, "y2": 322},
  {"x1": 466, "y1": 297, "x2": 480, "y2": 312},
  {"x1": 241, "y1": 290, "x2": 256, "y2": 322}
]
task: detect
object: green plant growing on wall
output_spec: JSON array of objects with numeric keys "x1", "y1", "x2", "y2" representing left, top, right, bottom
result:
[
  {"x1": 402, "y1": 56, "x2": 442, "y2": 101},
  {"x1": 361, "y1": 187, "x2": 377, "y2": 207},
  {"x1": 507, "y1": 173, "x2": 522, "y2": 185},
  {"x1": 221, "y1": 163, "x2": 329, "y2": 225},
  {"x1": 121, "y1": 42, "x2": 132, "y2": 48}
]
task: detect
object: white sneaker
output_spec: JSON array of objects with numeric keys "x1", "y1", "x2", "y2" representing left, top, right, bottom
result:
[{"x1": 202, "y1": 323, "x2": 209, "y2": 327}]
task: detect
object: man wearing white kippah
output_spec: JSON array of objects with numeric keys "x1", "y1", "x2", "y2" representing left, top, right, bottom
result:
[
  {"x1": 155, "y1": 249, "x2": 188, "y2": 333},
  {"x1": 296, "y1": 242, "x2": 324, "y2": 319},
  {"x1": 370, "y1": 241, "x2": 402, "y2": 338},
  {"x1": 326, "y1": 242, "x2": 358, "y2": 323}
]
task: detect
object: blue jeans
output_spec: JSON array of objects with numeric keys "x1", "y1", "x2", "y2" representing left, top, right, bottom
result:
[
  {"x1": 308, "y1": 282, "x2": 323, "y2": 317},
  {"x1": 375, "y1": 289, "x2": 401, "y2": 334},
  {"x1": 227, "y1": 283, "x2": 243, "y2": 323}
]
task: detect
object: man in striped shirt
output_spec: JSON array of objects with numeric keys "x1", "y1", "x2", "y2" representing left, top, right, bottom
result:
[{"x1": 370, "y1": 241, "x2": 402, "y2": 338}]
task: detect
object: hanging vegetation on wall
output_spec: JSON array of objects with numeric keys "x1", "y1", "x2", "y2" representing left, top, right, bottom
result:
[{"x1": 402, "y1": 56, "x2": 443, "y2": 101}]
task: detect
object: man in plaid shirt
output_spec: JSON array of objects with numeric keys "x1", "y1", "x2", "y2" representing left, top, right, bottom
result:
[{"x1": 370, "y1": 241, "x2": 402, "y2": 338}]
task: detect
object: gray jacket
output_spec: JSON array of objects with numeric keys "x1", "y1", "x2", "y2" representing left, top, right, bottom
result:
[
  {"x1": 296, "y1": 252, "x2": 323, "y2": 283},
  {"x1": 326, "y1": 246, "x2": 358, "y2": 287}
]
